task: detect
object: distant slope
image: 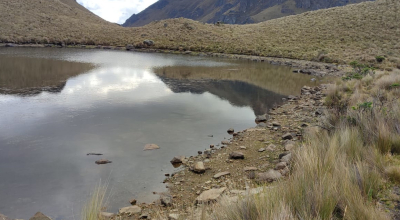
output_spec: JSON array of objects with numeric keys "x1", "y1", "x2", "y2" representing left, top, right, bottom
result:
[
  {"x1": 0, "y1": 0, "x2": 399, "y2": 67},
  {"x1": 123, "y1": 0, "x2": 373, "y2": 27}
]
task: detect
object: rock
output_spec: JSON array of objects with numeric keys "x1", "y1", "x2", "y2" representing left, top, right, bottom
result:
[
  {"x1": 255, "y1": 115, "x2": 268, "y2": 123},
  {"x1": 257, "y1": 169, "x2": 282, "y2": 183},
  {"x1": 272, "y1": 121, "x2": 281, "y2": 127},
  {"x1": 193, "y1": 162, "x2": 205, "y2": 173},
  {"x1": 95, "y1": 159, "x2": 112, "y2": 164},
  {"x1": 284, "y1": 143, "x2": 295, "y2": 151},
  {"x1": 266, "y1": 144, "x2": 276, "y2": 151},
  {"x1": 168, "y1": 214, "x2": 179, "y2": 220},
  {"x1": 257, "y1": 122, "x2": 267, "y2": 128},
  {"x1": 210, "y1": 144, "x2": 215, "y2": 148},
  {"x1": 130, "y1": 199, "x2": 137, "y2": 205},
  {"x1": 244, "y1": 167, "x2": 258, "y2": 171},
  {"x1": 274, "y1": 162, "x2": 287, "y2": 170},
  {"x1": 126, "y1": 44, "x2": 134, "y2": 50},
  {"x1": 0, "y1": 213, "x2": 12, "y2": 220},
  {"x1": 227, "y1": 128, "x2": 234, "y2": 134},
  {"x1": 221, "y1": 140, "x2": 230, "y2": 145},
  {"x1": 101, "y1": 212, "x2": 116, "y2": 219},
  {"x1": 29, "y1": 212, "x2": 51, "y2": 220},
  {"x1": 240, "y1": 146, "x2": 246, "y2": 149},
  {"x1": 301, "y1": 123, "x2": 309, "y2": 127},
  {"x1": 288, "y1": 95, "x2": 297, "y2": 100},
  {"x1": 280, "y1": 153, "x2": 292, "y2": 163},
  {"x1": 5, "y1": 43, "x2": 16, "y2": 47},
  {"x1": 139, "y1": 213, "x2": 149, "y2": 219},
  {"x1": 258, "y1": 148, "x2": 266, "y2": 152},
  {"x1": 229, "y1": 151, "x2": 244, "y2": 159},
  {"x1": 195, "y1": 187, "x2": 227, "y2": 204},
  {"x1": 198, "y1": 151, "x2": 203, "y2": 155},
  {"x1": 213, "y1": 171, "x2": 230, "y2": 179},
  {"x1": 170, "y1": 155, "x2": 185, "y2": 164},
  {"x1": 282, "y1": 133, "x2": 293, "y2": 140},
  {"x1": 160, "y1": 194, "x2": 172, "y2": 207},
  {"x1": 119, "y1": 205, "x2": 142, "y2": 215},
  {"x1": 280, "y1": 167, "x2": 290, "y2": 176},
  {"x1": 143, "y1": 40, "x2": 154, "y2": 46},
  {"x1": 143, "y1": 144, "x2": 160, "y2": 150}
]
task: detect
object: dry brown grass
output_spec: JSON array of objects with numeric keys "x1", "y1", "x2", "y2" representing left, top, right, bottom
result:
[{"x1": 0, "y1": 0, "x2": 399, "y2": 67}]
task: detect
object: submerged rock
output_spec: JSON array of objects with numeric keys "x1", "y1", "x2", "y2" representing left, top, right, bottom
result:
[
  {"x1": 143, "y1": 144, "x2": 160, "y2": 150},
  {"x1": 29, "y1": 212, "x2": 52, "y2": 220},
  {"x1": 95, "y1": 159, "x2": 112, "y2": 165}
]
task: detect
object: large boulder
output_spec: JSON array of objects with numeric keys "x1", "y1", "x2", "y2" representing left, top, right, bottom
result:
[
  {"x1": 195, "y1": 187, "x2": 227, "y2": 204},
  {"x1": 29, "y1": 212, "x2": 52, "y2": 220}
]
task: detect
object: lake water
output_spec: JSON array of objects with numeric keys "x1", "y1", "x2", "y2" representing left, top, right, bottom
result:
[{"x1": 0, "y1": 48, "x2": 318, "y2": 219}]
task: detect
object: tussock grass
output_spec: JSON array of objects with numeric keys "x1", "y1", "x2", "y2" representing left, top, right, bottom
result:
[
  {"x1": 81, "y1": 183, "x2": 108, "y2": 220},
  {"x1": 1, "y1": 0, "x2": 400, "y2": 67},
  {"x1": 210, "y1": 70, "x2": 400, "y2": 219}
]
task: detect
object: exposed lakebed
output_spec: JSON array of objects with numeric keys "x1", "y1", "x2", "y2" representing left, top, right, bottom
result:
[{"x1": 0, "y1": 48, "x2": 318, "y2": 219}]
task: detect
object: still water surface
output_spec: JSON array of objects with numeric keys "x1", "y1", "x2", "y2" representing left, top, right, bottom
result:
[{"x1": 0, "y1": 48, "x2": 317, "y2": 219}]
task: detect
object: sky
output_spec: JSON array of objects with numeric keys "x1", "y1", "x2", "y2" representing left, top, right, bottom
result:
[{"x1": 77, "y1": 0, "x2": 158, "y2": 24}]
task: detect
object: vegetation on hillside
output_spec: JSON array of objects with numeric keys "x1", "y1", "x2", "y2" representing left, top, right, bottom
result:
[{"x1": 0, "y1": 0, "x2": 399, "y2": 68}]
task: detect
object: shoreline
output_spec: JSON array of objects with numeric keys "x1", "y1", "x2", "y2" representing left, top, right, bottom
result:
[{"x1": 0, "y1": 43, "x2": 346, "y2": 78}]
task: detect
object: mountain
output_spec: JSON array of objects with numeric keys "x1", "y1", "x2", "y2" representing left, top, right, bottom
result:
[{"x1": 123, "y1": 0, "x2": 373, "y2": 27}]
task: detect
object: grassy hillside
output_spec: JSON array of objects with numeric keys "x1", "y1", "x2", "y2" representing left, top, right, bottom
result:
[{"x1": 0, "y1": 0, "x2": 399, "y2": 67}]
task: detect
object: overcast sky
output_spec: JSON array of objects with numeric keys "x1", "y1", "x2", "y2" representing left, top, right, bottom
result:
[{"x1": 77, "y1": 0, "x2": 158, "y2": 24}]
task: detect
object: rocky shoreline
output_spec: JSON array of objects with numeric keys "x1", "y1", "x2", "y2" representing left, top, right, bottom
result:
[
  {"x1": 102, "y1": 85, "x2": 328, "y2": 220},
  {"x1": 0, "y1": 43, "x2": 346, "y2": 78}
]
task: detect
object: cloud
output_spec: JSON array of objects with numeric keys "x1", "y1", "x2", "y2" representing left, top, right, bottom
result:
[{"x1": 77, "y1": 0, "x2": 158, "y2": 24}]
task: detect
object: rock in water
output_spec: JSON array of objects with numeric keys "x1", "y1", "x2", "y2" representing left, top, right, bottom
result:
[
  {"x1": 213, "y1": 171, "x2": 230, "y2": 179},
  {"x1": 170, "y1": 155, "x2": 185, "y2": 164},
  {"x1": 227, "y1": 128, "x2": 234, "y2": 134},
  {"x1": 95, "y1": 159, "x2": 112, "y2": 165},
  {"x1": 29, "y1": 212, "x2": 52, "y2": 220},
  {"x1": 257, "y1": 169, "x2": 282, "y2": 183},
  {"x1": 193, "y1": 162, "x2": 205, "y2": 173},
  {"x1": 119, "y1": 205, "x2": 142, "y2": 214},
  {"x1": 196, "y1": 187, "x2": 227, "y2": 204},
  {"x1": 143, "y1": 144, "x2": 160, "y2": 151},
  {"x1": 229, "y1": 151, "x2": 244, "y2": 159}
]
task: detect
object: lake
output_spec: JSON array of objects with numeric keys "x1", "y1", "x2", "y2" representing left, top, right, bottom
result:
[{"x1": 0, "y1": 47, "x2": 317, "y2": 219}]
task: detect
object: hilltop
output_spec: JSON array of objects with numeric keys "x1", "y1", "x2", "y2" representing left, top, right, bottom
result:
[
  {"x1": 123, "y1": 0, "x2": 372, "y2": 27},
  {"x1": 0, "y1": 0, "x2": 399, "y2": 67}
]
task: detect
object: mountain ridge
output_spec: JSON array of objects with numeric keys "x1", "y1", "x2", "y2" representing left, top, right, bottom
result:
[{"x1": 123, "y1": 0, "x2": 373, "y2": 27}]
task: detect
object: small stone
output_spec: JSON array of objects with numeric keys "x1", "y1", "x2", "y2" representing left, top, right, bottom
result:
[
  {"x1": 244, "y1": 167, "x2": 258, "y2": 171},
  {"x1": 284, "y1": 143, "x2": 295, "y2": 151},
  {"x1": 193, "y1": 162, "x2": 206, "y2": 173},
  {"x1": 257, "y1": 122, "x2": 267, "y2": 128},
  {"x1": 139, "y1": 213, "x2": 149, "y2": 219},
  {"x1": 210, "y1": 145, "x2": 215, "y2": 148},
  {"x1": 198, "y1": 151, "x2": 203, "y2": 155},
  {"x1": 258, "y1": 148, "x2": 266, "y2": 152},
  {"x1": 257, "y1": 169, "x2": 282, "y2": 183},
  {"x1": 119, "y1": 205, "x2": 142, "y2": 214},
  {"x1": 274, "y1": 162, "x2": 287, "y2": 170},
  {"x1": 280, "y1": 153, "x2": 292, "y2": 163},
  {"x1": 221, "y1": 140, "x2": 230, "y2": 145},
  {"x1": 129, "y1": 199, "x2": 137, "y2": 205},
  {"x1": 255, "y1": 115, "x2": 268, "y2": 123},
  {"x1": 227, "y1": 128, "x2": 234, "y2": 134},
  {"x1": 282, "y1": 133, "x2": 293, "y2": 140},
  {"x1": 204, "y1": 159, "x2": 210, "y2": 163},
  {"x1": 213, "y1": 171, "x2": 230, "y2": 179},
  {"x1": 170, "y1": 156, "x2": 185, "y2": 164},
  {"x1": 229, "y1": 151, "x2": 244, "y2": 159},
  {"x1": 280, "y1": 167, "x2": 290, "y2": 175},
  {"x1": 101, "y1": 212, "x2": 116, "y2": 219},
  {"x1": 266, "y1": 144, "x2": 276, "y2": 151},
  {"x1": 272, "y1": 121, "x2": 281, "y2": 127},
  {"x1": 195, "y1": 187, "x2": 227, "y2": 204},
  {"x1": 168, "y1": 213, "x2": 180, "y2": 220},
  {"x1": 160, "y1": 194, "x2": 173, "y2": 207},
  {"x1": 240, "y1": 146, "x2": 246, "y2": 149},
  {"x1": 143, "y1": 144, "x2": 160, "y2": 150}
]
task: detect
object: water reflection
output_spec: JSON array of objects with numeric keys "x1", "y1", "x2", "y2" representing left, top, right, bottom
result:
[{"x1": 0, "y1": 48, "x2": 315, "y2": 220}]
